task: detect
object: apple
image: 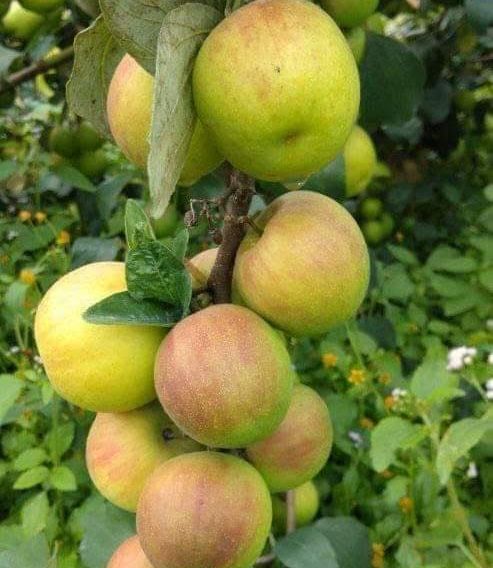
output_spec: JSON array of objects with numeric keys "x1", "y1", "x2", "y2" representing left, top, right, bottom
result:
[
  {"x1": 380, "y1": 212, "x2": 395, "y2": 238},
  {"x1": 360, "y1": 197, "x2": 383, "y2": 220},
  {"x1": 246, "y1": 384, "x2": 332, "y2": 492},
  {"x1": 186, "y1": 247, "x2": 218, "y2": 291},
  {"x1": 34, "y1": 262, "x2": 165, "y2": 411},
  {"x1": 361, "y1": 219, "x2": 385, "y2": 245},
  {"x1": 86, "y1": 402, "x2": 202, "y2": 512},
  {"x1": 192, "y1": 0, "x2": 359, "y2": 183},
  {"x1": 107, "y1": 535, "x2": 153, "y2": 568},
  {"x1": 321, "y1": 0, "x2": 379, "y2": 28},
  {"x1": 346, "y1": 27, "x2": 366, "y2": 64},
  {"x1": 2, "y1": 1, "x2": 44, "y2": 41},
  {"x1": 272, "y1": 481, "x2": 320, "y2": 532},
  {"x1": 233, "y1": 191, "x2": 370, "y2": 337},
  {"x1": 77, "y1": 121, "x2": 104, "y2": 152},
  {"x1": 48, "y1": 125, "x2": 78, "y2": 158},
  {"x1": 19, "y1": 0, "x2": 63, "y2": 14},
  {"x1": 137, "y1": 452, "x2": 272, "y2": 568},
  {"x1": 75, "y1": 149, "x2": 109, "y2": 178},
  {"x1": 107, "y1": 54, "x2": 223, "y2": 186},
  {"x1": 152, "y1": 204, "x2": 180, "y2": 239},
  {"x1": 344, "y1": 126, "x2": 377, "y2": 197},
  {"x1": 154, "y1": 304, "x2": 294, "y2": 448}
]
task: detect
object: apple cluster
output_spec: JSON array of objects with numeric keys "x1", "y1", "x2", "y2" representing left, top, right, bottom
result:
[{"x1": 33, "y1": 0, "x2": 377, "y2": 566}]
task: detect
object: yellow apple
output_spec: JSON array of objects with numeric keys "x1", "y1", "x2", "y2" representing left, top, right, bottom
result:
[
  {"x1": 107, "y1": 536, "x2": 153, "y2": 568},
  {"x1": 344, "y1": 125, "x2": 377, "y2": 197}
]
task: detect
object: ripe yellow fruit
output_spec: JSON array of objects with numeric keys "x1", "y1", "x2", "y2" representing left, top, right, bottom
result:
[
  {"x1": 107, "y1": 54, "x2": 223, "y2": 186},
  {"x1": 107, "y1": 536, "x2": 153, "y2": 568},
  {"x1": 193, "y1": 0, "x2": 359, "y2": 183},
  {"x1": 34, "y1": 262, "x2": 165, "y2": 411},
  {"x1": 344, "y1": 125, "x2": 377, "y2": 197}
]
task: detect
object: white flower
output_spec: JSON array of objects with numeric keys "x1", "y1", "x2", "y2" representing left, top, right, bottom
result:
[
  {"x1": 348, "y1": 431, "x2": 363, "y2": 447},
  {"x1": 391, "y1": 388, "x2": 408, "y2": 400},
  {"x1": 446, "y1": 346, "x2": 477, "y2": 371},
  {"x1": 33, "y1": 355, "x2": 43, "y2": 366},
  {"x1": 9, "y1": 346, "x2": 20, "y2": 354},
  {"x1": 7, "y1": 230, "x2": 18, "y2": 241},
  {"x1": 467, "y1": 462, "x2": 478, "y2": 479}
]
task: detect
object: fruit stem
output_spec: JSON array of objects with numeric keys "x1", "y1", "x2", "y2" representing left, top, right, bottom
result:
[
  {"x1": 208, "y1": 165, "x2": 255, "y2": 303},
  {"x1": 286, "y1": 489, "x2": 297, "y2": 534}
]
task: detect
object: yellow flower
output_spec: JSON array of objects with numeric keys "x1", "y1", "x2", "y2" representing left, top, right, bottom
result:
[
  {"x1": 56, "y1": 230, "x2": 70, "y2": 246},
  {"x1": 18, "y1": 210, "x2": 32, "y2": 222},
  {"x1": 322, "y1": 352, "x2": 338, "y2": 368},
  {"x1": 372, "y1": 543, "x2": 385, "y2": 568},
  {"x1": 348, "y1": 368, "x2": 366, "y2": 385},
  {"x1": 34, "y1": 211, "x2": 47, "y2": 223},
  {"x1": 378, "y1": 372, "x2": 391, "y2": 385},
  {"x1": 384, "y1": 395, "x2": 395, "y2": 409},
  {"x1": 19, "y1": 269, "x2": 36, "y2": 286},
  {"x1": 399, "y1": 496, "x2": 414, "y2": 514},
  {"x1": 359, "y1": 417, "x2": 375, "y2": 430}
]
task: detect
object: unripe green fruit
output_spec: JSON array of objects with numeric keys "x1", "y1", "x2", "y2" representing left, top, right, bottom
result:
[
  {"x1": 344, "y1": 125, "x2": 377, "y2": 197},
  {"x1": 362, "y1": 220, "x2": 385, "y2": 245},
  {"x1": 246, "y1": 384, "x2": 332, "y2": 492},
  {"x1": 2, "y1": 1, "x2": 44, "y2": 40},
  {"x1": 19, "y1": 0, "x2": 63, "y2": 14},
  {"x1": 365, "y1": 11, "x2": 388, "y2": 34},
  {"x1": 152, "y1": 204, "x2": 180, "y2": 239},
  {"x1": 454, "y1": 90, "x2": 476, "y2": 112},
  {"x1": 107, "y1": 536, "x2": 153, "y2": 568},
  {"x1": 34, "y1": 262, "x2": 165, "y2": 411},
  {"x1": 346, "y1": 26, "x2": 366, "y2": 64},
  {"x1": 75, "y1": 149, "x2": 109, "y2": 178},
  {"x1": 107, "y1": 54, "x2": 223, "y2": 186},
  {"x1": 193, "y1": 0, "x2": 359, "y2": 183},
  {"x1": 272, "y1": 481, "x2": 320, "y2": 532},
  {"x1": 86, "y1": 403, "x2": 202, "y2": 512},
  {"x1": 137, "y1": 452, "x2": 272, "y2": 568},
  {"x1": 360, "y1": 197, "x2": 383, "y2": 220},
  {"x1": 233, "y1": 191, "x2": 369, "y2": 337},
  {"x1": 49, "y1": 125, "x2": 78, "y2": 158},
  {"x1": 77, "y1": 121, "x2": 104, "y2": 152},
  {"x1": 380, "y1": 212, "x2": 395, "y2": 238},
  {"x1": 321, "y1": 0, "x2": 379, "y2": 28},
  {"x1": 155, "y1": 304, "x2": 295, "y2": 448}
]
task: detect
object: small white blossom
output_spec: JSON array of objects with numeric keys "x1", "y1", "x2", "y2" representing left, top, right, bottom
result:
[
  {"x1": 467, "y1": 462, "x2": 478, "y2": 479},
  {"x1": 9, "y1": 346, "x2": 21, "y2": 354},
  {"x1": 446, "y1": 346, "x2": 478, "y2": 371},
  {"x1": 7, "y1": 230, "x2": 18, "y2": 241},
  {"x1": 348, "y1": 431, "x2": 363, "y2": 447},
  {"x1": 33, "y1": 355, "x2": 43, "y2": 366},
  {"x1": 391, "y1": 388, "x2": 408, "y2": 400}
]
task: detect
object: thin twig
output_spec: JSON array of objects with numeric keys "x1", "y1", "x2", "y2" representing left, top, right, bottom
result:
[
  {"x1": 0, "y1": 46, "x2": 74, "y2": 94},
  {"x1": 286, "y1": 490, "x2": 297, "y2": 534}
]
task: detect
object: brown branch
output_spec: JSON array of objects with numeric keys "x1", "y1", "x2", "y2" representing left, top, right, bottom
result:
[
  {"x1": 207, "y1": 166, "x2": 255, "y2": 304},
  {"x1": 286, "y1": 490, "x2": 297, "y2": 534},
  {"x1": 0, "y1": 45, "x2": 74, "y2": 95}
]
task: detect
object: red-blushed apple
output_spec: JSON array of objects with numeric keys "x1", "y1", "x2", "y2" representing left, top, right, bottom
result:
[
  {"x1": 107, "y1": 54, "x2": 222, "y2": 186},
  {"x1": 192, "y1": 0, "x2": 359, "y2": 183},
  {"x1": 271, "y1": 481, "x2": 320, "y2": 532},
  {"x1": 233, "y1": 191, "x2": 370, "y2": 337},
  {"x1": 107, "y1": 535, "x2": 153, "y2": 568},
  {"x1": 86, "y1": 402, "x2": 202, "y2": 512},
  {"x1": 246, "y1": 384, "x2": 333, "y2": 492},
  {"x1": 154, "y1": 304, "x2": 294, "y2": 448},
  {"x1": 137, "y1": 452, "x2": 272, "y2": 568},
  {"x1": 34, "y1": 262, "x2": 165, "y2": 411}
]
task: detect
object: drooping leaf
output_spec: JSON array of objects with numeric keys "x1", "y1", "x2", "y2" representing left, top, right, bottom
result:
[
  {"x1": 148, "y1": 3, "x2": 222, "y2": 218},
  {"x1": 274, "y1": 526, "x2": 339, "y2": 568},
  {"x1": 52, "y1": 163, "x2": 96, "y2": 193},
  {"x1": 0, "y1": 374, "x2": 23, "y2": 424},
  {"x1": 84, "y1": 291, "x2": 182, "y2": 327},
  {"x1": 125, "y1": 199, "x2": 156, "y2": 250},
  {"x1": 66, "y1": 16, "x2": 125, "y2": 138},
  {"x1": 172, "y1": 228, "x2": 189, "y2": 261},
  {"x1": 315, "y1": 517, "x2": 372, "y2": 568},
  {"x1": 0, "y1": 45, "x2": 20, "y2": 77},
  {"x1": 359, "y1": 33, "x2": 426, "y2": 130}
]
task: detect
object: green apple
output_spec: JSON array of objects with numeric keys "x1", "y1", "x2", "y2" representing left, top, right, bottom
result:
[
  {"x1": 360, "y1": 197, "x2": 383, "y2": 220},
  {"x1": 86, "y1": 402, "x2": 201, "y2": 512},
  {"x1": 272, "y1": 481, "x2": 320, "y2": 532},
  {"x1": 346, "y1": 27, "x2": 366, "y2": 64},
  {"x1": 365, "y1": 12, "x2": 389, "y2": 34},
  {"x1": 233, "y1": 191, "x2": 370, "y2": 337},
  {"x1": 107, "y1": 536, "x2": 153, "y2": 568},
  {"x1": 362, "y1": 219, "x2": 385, "y2": 245},
  {"x1": 380, "y1": 212, "x2": 395, "y2": 238},
  {"x1": 137, "y1": 452, "x2": 272, "y2": 568},
  {"x1": 75, "y1": 149, "x2": 109, "y2": 178},
  {"x1": 19, "y1": 0, "x2": 63, "y2": 13},
  {"x1": 246, "y1": 384, "x2": 333, "y2": 492},
  {"x1": 192, "y1": 0, "x2": 359, "y2": 183},
  {"x1": 76, "y1": 121, "x2": 103, "y2": 152},
  {"x1": 186, "y1": 247, "x2": 218, "y2": 291},
  {"x1": 154, "y1": 304, "x2": 294, "y2": 448},
  {"x1": 152, "y1": 203, "x2": 180, "y2": 239},
  {"x1": 107, "y1": 54, "x2": 223, "y2": 186},
  {"x1": 48, "y1": 125, "x2": 78, "y2": 158},
  {"x1": 34, "y1": 262, "x2": 165, "y2": 411},
  {"x1": 344, "y1": 125, "x2": 377, "y2": 197},
  {"x1": 2, "y1": 1, "x2": 44, "y2": 41},
  {"x1": 321, "y1": 0, "x2": 379, "y2": 28}
]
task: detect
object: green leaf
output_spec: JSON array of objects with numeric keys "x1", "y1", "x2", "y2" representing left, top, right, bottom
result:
[
  {"x1": 21, "y1": 492, "x2": 49, "y2": 537},
  {"x1": 84, "y1": 291, "x2": 182, "y2": 327},
  {"x1": 78, "y1": 496, "x2": 134, "y2": 568},
  {"x1": 71, "y1": 237, "x2": 121, "y2": 269},
  {"x1": 66, "y1": 16, "x2": 125, "y2": 138},
  {"x1": 436, "y1": 410, "x2": 493, "y2": 485},
  {"x1": 359, "y1": 33, "x2": 425, "y2": 129},
  {"x1": 125, "y1": 199, "x2": 155, "y2": 250},
  {"x1": 479, "y1": 267, "x2": 493, "y2": 293},
  {"x1": 0, "y1": 160, "x2": 17, "y2": 181},
  {"x1": 387, "y1": 245, "x2": 418, "y2": 266},
  {"x1": 13, "y1": 449, "x2": 48, "y2": 472},
  {"x1": 381, "y1": 264, "x2": 414, "y2": 301},
  {"x1": 411, "y1": 346, "x2": 458, "y2": 401},
  {"x1": 371, "y1": 417, "x2": 421, "y2": 472},
  {"x1": 50, "y1": 466, "x2": 77, "y2": 491},
  {"x1": 13, "y1": 466, "x2": 49, "y2": 490},
  {"x1": 53, "y1": 163, "x2": 96, "y2": 193},
  {"x1": 172, "y1": 228, "x2": 190, "y2": 261},
  {"x1": 149, "y1": 3, "x2": 222, "y2": 218},
  {"x1": 315, "y1": 517, "x2": 372, "y2": 568},
  {"x1": 0, "y1": 45, "x2": 20, "y2": 76},
  {"x1": 0, "y1": 534, "x2": 50, "y2": 568},
  {"x1": 126, "y1": 240, "x2": 192, "y2": 311},
  {"x1": 466, "y1": 0, "x2": 493, "y2": 31},
  {"x1": 0, "y1": 374, "x2": 23, "y2": 424},
  {"x1": 427, "y1": 273, "x2": 473, "y2": 298},
  {"x1": 326, "y1": 394, "x2": 358, "y2": 454},
  {"x1": 274, "y1": 526, "x2": 339, "y2": 568},
  {"x1": 304, "y1": 155, "x2": 346, "y2": 201},
  {"x1": 45, "y1": 422, "x2": 75, "y2": 461}
]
